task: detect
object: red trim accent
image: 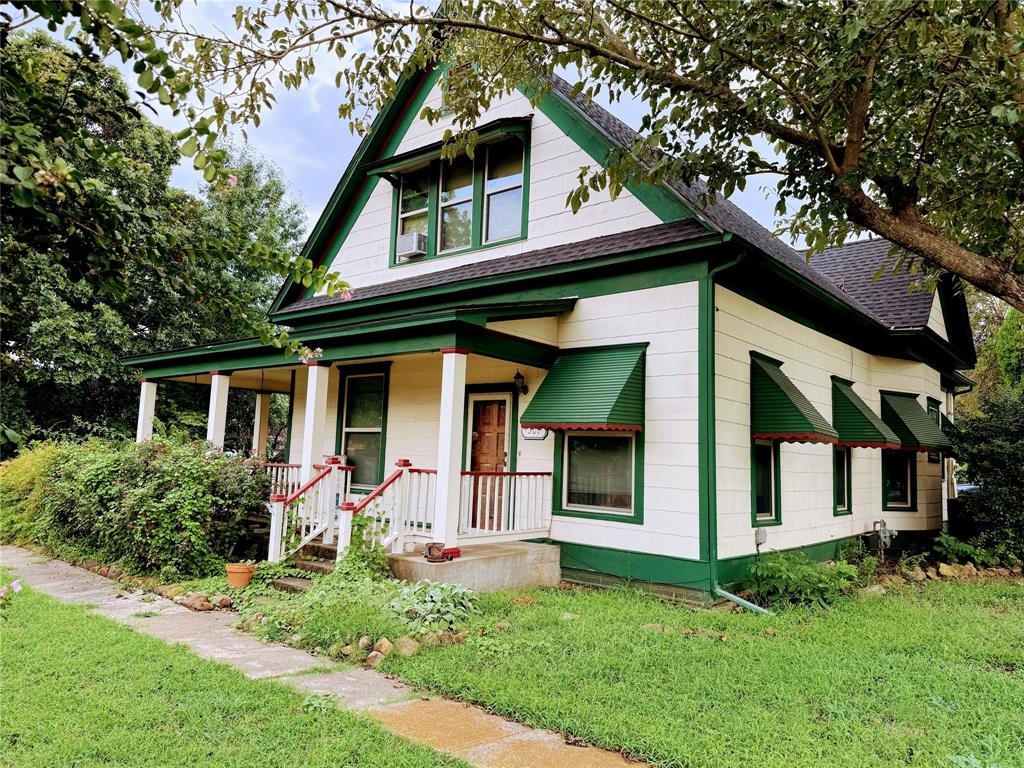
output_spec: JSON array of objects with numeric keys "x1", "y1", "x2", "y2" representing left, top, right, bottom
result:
[
  {"x1": 339, "y1": 502, "x2": 357, "y2": 511},
  {"x1": 284, "y1": 465, "x2": 333, "y2": 505},
  {"x1": 304, "y1": 361, "x2": 331, "y2": 367},
  {"x1": 460, "y1": 470, "x2": 553, "y2": 477},
  {"x1": 521, "y1": 422, "x2": 643, "y2": 432},
  {"x1": 350, "y1": 470, "x2": 404, "y2": 515},
  {"x1": 325, "y1": 456, "x2": 342, "y2": 465},
  {"x1": 752, "y1": 432, "x2": 839, "y2": 445},
  {"x1": 139, "y1": 378, "x2": 148, "y2": 384},
  {"x1": 395, "y1": 459, "x2": 412, "y2": 467},
  {"x1": 209, "y1": 370, "x2": 219, "y2": 376},
  {"x1": 269, "y1": 493, "x2": 287, "y2": 503},
  {"x1": 439, "y1": 347, "x2": 470, "y2": 355},
  {"x1": 837, "y1": 441, "x2": 903, "y2": 450},
  {"x1": 441, "y1": 546, "x2": 461, "y2": 559}
]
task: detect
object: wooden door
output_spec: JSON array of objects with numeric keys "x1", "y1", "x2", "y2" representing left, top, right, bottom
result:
[{"x1": 469, "y1": 397, "x2": 508, "y2": 529}]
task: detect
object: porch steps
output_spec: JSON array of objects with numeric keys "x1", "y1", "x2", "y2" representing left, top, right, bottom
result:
[
  {"x1": 269, "y1": 576, "x2": 313, "y2": 594},
  {"x1": 294, "y1": 559, "x2": 335, "y2": 576},
  {"x1": 298, "y1": 541, "x2": 338, "y2": 560}
]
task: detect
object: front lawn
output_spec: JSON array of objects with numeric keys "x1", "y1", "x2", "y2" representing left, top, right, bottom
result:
[
  {"x1": 0, "y1": 585, "x2": 465, "y2": 768},
  {"x1": 382, "y1": 581, "x2": 1024, "y2": 768}
]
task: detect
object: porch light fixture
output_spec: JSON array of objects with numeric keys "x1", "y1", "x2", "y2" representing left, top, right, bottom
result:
[{"x1": 513, "y1": 370, "x2": 528, "y2": 396}]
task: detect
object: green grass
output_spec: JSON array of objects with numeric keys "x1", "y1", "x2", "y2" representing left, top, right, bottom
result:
[
  {"x1": 0, "y1": 586, "x2": 465, "y2": 768},
  {"x1": 381, "y1": 581, "x2": 1024, "y2": 768}
]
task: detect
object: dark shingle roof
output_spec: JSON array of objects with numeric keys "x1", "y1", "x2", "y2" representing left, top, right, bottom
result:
[
  {"x1": 810, "y1": 239, "x2": 934, "y2": 329},
  {"x1": 281, "y1": 219, "x2": 711, "y2": 314}
]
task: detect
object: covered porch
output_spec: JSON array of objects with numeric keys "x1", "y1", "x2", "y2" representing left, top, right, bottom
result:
[{"x1": 125, "y1": 301, "x2": 575, "y2": 565}]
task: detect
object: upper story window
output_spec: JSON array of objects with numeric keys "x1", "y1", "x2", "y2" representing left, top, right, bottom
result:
[{"x1": 389, "y1": 136, "x2": 529, "y2": 265}]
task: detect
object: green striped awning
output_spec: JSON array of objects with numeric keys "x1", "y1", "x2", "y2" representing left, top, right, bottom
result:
[
  {"x1": 831, "y1": 377, "x2": 901, "y2": 449},
  {"x1": 750, "y1": 353, "x2": 838, "y2": 444},
  {"x1": 880, "y1": 392, "x2": 952, "y2": 452},
  {"x1": 521, "y1": 345, "x2": 645, "y2": 431}
]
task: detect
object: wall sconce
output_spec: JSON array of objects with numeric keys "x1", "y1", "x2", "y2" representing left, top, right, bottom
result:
[{"x1": 513, "y1": 370, "x2": 529, "y2": 395}]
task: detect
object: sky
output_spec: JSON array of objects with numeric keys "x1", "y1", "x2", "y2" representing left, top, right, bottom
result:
[{"x1": 31, "y1": 1, "x2": 800, "y2": 245}]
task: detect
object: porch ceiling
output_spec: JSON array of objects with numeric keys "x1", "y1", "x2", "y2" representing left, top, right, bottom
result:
[{"x1": 164, "y1": 367, "x2": 296, "y2": 393}]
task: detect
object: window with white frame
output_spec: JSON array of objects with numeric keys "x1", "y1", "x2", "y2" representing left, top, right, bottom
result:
[
  {"x1": 882, "y1": 449, "x2": 915, "y2": 509},
  {"x1": 398, "y1": 168, "x2": 429, "y2": 240},
  {"x1": 484, "y1": 139, "x2": 524, "y2": 242},
  {"x1": 340, "y1": 373, "x2": 386, "y2": 489},
  {"x1": 438, "y1": 155, "x2": 474, "y2": 252},
  {"x1": 563, "y1": 431, "x2": 634, "y2": 513}
]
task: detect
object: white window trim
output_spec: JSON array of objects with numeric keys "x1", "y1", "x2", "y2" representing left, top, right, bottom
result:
[
  {"x1": 562, "y1": 430, "x2": 635, "y2": 516},
  {"x1": 341, "y1": 372, "x2": 385, "y2": 490},
  {"x1": 398, "y1": 173, "x2": 428, "y2": 237},
  {"x1": 483, "y1": 142, "x2": 524, "y2": 243},
  {"x1": 885, "y1": 451, "x2": 914, "y2": 509},
  {"x1": 753, "y1": 438, "x2": 776, "y2": 521}
]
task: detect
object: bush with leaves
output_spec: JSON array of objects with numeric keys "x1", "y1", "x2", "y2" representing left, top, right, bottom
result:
[
  {"x1": 933, "y1": 532, "x2": 999, "y2": 568},
  {"x1": 389, "y1": 580, "x2": 479, "y2": 636},
  {"x1": 746, "y1": 552, "x2": 858, "y2": 608},
  {"x1": 951, "y1": 389, "x2": 1024, "y2": 566},
  {"x1": 0, "y1": 438, "x2": 269, "y2": 577}
]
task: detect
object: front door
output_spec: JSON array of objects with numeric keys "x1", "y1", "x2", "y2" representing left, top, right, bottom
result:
[{"x1": 466, "y1": 394, "x2": 511, "y2": 530}]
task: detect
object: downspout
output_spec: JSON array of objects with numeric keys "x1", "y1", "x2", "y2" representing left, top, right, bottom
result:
[{"x1": 703, "y1": 250, "x2": 771, "y2": 616}]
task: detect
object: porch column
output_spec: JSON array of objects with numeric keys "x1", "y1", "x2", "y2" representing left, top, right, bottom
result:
[
  {"x1": 135, "y1": 380, "x2": 157, "y2": 443},
  {"x1": 252, "y1": 392, "x2": 271, "y2": 458},
  {"x1": 206, "y1": 371, "x2": 231, "y2": 449},
  {"x1": 300, "y1": 362, "x2": 331, "y2": 482},
  {"x1": 433, "y1": 348, "x2": 467, "y2": 547}
]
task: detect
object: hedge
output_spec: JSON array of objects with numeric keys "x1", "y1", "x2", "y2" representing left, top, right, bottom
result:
[{"x1": 0, "y1": 438, "x2": 270, "y2": 579}]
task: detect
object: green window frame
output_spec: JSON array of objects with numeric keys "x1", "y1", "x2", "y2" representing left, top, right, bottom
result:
[
  {"x1": 335, "y1": 364, "x2": 390, "y2": 490},
  {"x1": 750, "y1": 438, "x2": 782, "y2": 527},
  {"x1": 389, "y1": 137, "x2": 530, "y2": 266},
  {"x1": 833, "y1": 445, "x2": 852, "y2": 516},
  {"x1": 926, "y1": 397, "x2": 942, "y2": 464},
  {"x1": 552, "y1": 429, "x2": 644, "y2": 525},
  {"x1": 882, "y1": 448, "x2": 917, "y2": 512}
]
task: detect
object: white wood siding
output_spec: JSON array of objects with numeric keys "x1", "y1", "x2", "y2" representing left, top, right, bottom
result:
[
  {"x1": 926, "y1": 294, "x2": 949, "y2": 341},
  {"x1": 715, "y1": 286, "x2": 945, "y2": 560},
  {"x1": 316, "y1": 83, "x2": 661, "y2": 292}
]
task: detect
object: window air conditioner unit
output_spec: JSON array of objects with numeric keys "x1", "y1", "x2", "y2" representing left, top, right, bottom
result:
[{"x1": 395, "y1": 232, "x2": 427, "y2": 260}]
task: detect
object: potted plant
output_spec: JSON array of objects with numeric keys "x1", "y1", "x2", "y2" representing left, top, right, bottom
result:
[{"x1": 225, "y1": 560, "x2": 256, "y2": 589}]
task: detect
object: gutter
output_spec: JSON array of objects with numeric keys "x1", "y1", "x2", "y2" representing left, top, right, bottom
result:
[{"x1": 703, "y1": 251, "x2": 772, "y2": 616}]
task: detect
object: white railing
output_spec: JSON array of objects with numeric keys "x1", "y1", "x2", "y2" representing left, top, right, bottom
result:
[
  {"x1": 265, "y1": 463, "x2": 301, "y2": 497},
  {"x1": 341, "y1": 466, "x2": 407, "y2": 557},
  {"x1": 405, "y1": 468, "x2": 436, "y2": 543},
  {"x1": 267, "y1": 461, "x2": 353, "y2": 562},
  {"x1": 459, "y1": 471, "x2": 553, "y2": 540}
]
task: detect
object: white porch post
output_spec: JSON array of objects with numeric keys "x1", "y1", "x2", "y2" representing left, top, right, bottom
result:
[
  {"x1": 252, "y1": 392, "x2": 271, "y2": 458},
  {"x1": 206, "y1": 371, "x2": 231, "y2": 449},
  {"x1": 135, "y1": 380, "x2": 157, "y2": 443},
  {"x1": 433, "y1": 348, "x2": 467, "y2": 547},
  {"x1": 300, "y1": 363, "x2": 331, "y2": 482}
]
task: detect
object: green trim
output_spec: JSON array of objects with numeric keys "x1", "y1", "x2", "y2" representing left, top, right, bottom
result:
[
  {"x1": 334, "y1": 363, "x2": 391, "y2": 488},
  {"x1": 880, "y1": 391, "x2": 951, "y2": 452},
  {"x1": 749, "y1": 439, "x2": 782, "y2": 527},
  {"x1": 388, "y1": 133, "x2": 530, "y2": 267},
  {"x1": 926, "y1": 397, "x2": 942, "y2": 464},
  {"x1": 882, "y1": 448, "x2": 918, "y2": 512},
  {"x1": 531, "y1": 84, "x2": 705, "y2": 228},
  {"x1": 460, "y1": 384, "x2": 520, "y2": 474},
  {"x1": 283, "y1": 370, "x2": 296, "y2": 461},
  {"x1": 831, "y1": 376, "x2": 900, "y2": 447},
  {"x1": 551, "y1": 428, "x2": 645, "y2": 525},
  {"x1": 832, "y1": 445, "x2": 853, "y2": 516},
  {"x1": 556, "y1": 541, "x2": 711, "y2": 592},
  {"x1": 716, "y1": 535, "x2": 862, "y2": 587},
  {"x1": 749, "y1": 352, "x2": 838, "y2": 441},
  {"x1": 270, "y1": 67, "x2": 442, "y2": 312}
]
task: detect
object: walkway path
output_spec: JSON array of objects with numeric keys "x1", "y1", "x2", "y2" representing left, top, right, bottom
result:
[{"x1": 2, "y1": 546, "x2": 640, "y2": 768}]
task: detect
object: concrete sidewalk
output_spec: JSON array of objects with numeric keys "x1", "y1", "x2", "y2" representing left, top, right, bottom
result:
[{"x1": 2, "y1": 546, "x2": 641, "y2": 768}]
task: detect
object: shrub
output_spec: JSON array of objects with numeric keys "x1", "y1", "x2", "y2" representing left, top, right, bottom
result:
[
  {"x1": 933, "y1": 532, "x2": 999, "y2": 567},
  {"x1": 389, "y1": 580, "x2": 479, "y2": 635},
  {"x1": 1, "y1": 438, "x2": 269, "y2": 577},
  {"x1": 746, "y1": 552, "x2": 858, "y2": 608},
  {"x1": 951, "y1": 389, "x2": 1024, "y2": 565}
]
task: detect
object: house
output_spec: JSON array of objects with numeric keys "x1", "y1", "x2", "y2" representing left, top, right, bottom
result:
[{"x1": 123, "y1": 66, "x2": 975, "y2": 597}]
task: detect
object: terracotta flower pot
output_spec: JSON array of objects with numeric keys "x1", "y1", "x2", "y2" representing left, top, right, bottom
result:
[{"x1": 225, "y1": 563, "x2": 256, "y2": 589}]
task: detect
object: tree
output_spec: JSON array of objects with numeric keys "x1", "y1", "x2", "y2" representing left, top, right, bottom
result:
[
  {"x1": 128, "y1": 0, "x2": 1023, "y2": 310},
  {"x1": 995, "y1": 309, "x2": 1024, "y2": 389},
  {"x1": 0, "y1": 32, "x2": 306, "y2": 449}
]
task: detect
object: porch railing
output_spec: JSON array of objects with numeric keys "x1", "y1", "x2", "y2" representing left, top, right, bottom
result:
[
  {"x1": 265, "y1": 463, "x2": 301, "y2": 497},
  {"x1": 459, "y1": 471, "x2": 553, "y2": 540},
  {"x1": 267, "y1": 461, "x2": 353, "y2": 562}
]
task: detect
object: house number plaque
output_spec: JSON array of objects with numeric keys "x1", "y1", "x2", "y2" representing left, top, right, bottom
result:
[{"x1": 520, "y1": 427, "x2": 549, "y2": 440}]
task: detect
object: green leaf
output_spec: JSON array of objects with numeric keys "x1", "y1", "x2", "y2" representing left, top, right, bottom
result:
[
  {"x1": 180, "y1": 136, "x2": 198, "y2": 157},
  {"x1": 11, "y1": 186, "x2": 36, "y2": 207}
]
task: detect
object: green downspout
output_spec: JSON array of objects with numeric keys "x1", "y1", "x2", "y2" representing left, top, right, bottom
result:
[{"x1": 703, "y1": 250, "x2": 770, "y2": 615}]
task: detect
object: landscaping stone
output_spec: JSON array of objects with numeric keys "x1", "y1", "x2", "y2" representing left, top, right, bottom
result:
[
  {"x1": 925, "y1": 567, "x2": 940, "y2": 580},
  {"x1": 879, "y1": 574, "x2": 906, "y2": 589},
  {"x1": 358, "y1": 635, "x2": 372, "y2": 650},
  {"x1": 327, "y1": 642, "x2": 349, "y2": 659},
  {"x1": 372, "y1": 637, "x2": 394, "y2": 656},
  {"x1": 1011, "y1": 566, "x2": 1022, "y2": 575},
  {"x1": 908, "y1": 566, "x2": 927, "y2": 582},
  {"x1": 938, "y1": 562, "x2": 959, "y2": 578},
  {"x1": 177, "y1": 593, "x2": 214, "y2": 612},
  {"x1": 81, "y1": 559, "x2": 100, "y2": 571},
  {"x1": 857, "y1": 585, "x2": 886, "y2": 598},
  {"x1": 992, "y1": 567, "x2": 1011, "y2": 578},
  {"x1": 419, "y1": 633, "x2": 439, "y2": 648},
  {"x1": 963, "y1": 562, "x2": 978, "y2": 578},
  {"x1": 210, "y1": 594, "x2": 232, "y2": 609},
  {"x1": 366, "y1": 651, "x2": 385, "y2": 668},
  {"x1": 395, "y1": 636, "x2": 421, "y2": 657},
  {"x1": 493, "y1": 621, "x2": 512, "y2": 633},
  {"x1": 438, "y1": 630, "x2": 465, "y2": 646}
]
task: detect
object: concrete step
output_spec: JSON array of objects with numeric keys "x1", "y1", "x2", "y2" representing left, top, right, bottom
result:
[
  {"x1": 294, "y1": 559, "x2": 335, "y2": 576},
  {"x1": 270, "y1": 576, "x2": 313, "y2": 594},
  {"x1": 298, "y1": 541, "x2": 338, "y2": 560}
]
